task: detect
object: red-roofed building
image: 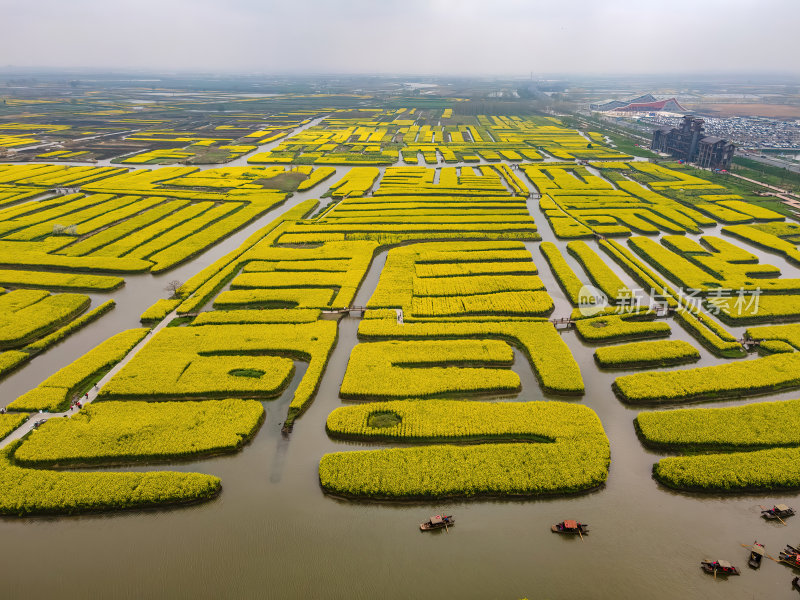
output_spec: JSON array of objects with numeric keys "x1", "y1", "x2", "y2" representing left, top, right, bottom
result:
[{"x1": 614, "y1": 98, "x2": 687, "y2": 113}]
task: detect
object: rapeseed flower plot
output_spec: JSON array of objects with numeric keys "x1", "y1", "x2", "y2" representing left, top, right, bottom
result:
[
  {"x1": 747, "y1": 323, "x2": 800, "y2": 349},
  {"x1": 15, "y1": 400, "x2": 264, "y2": 467},
  {"x1": 567, "y1": 241, "x2": 631, "y2": 301},
  {"x1": 594, "y1": 340, "x2": 700, "y2": 368},
  {"x1": 340, "y1": 340, "x2": 519, "y2": 400},
  {"x1": 574, "y1": 313, "x2": 670, "y2": 343},
  {"x1": 0, "y1": 290, "x2": 88, "y2": 349},
  {"x1": 629, "y1": 236, "x2": 799, "y2": 294},
  {"x1": 614, "y1": 353, "x2": 800, "y2": 404},
  {"x1": 0, "y1": 443, "x2": 220, "y2": 516},
  {"x1": 97, "y1": 322, "x2": 337, "y2": 422},
  {"x1": 320, "y1": 401, "x2": 609, "y2": 499},
  {"x1": 358, "y1": 316, "x2": 584, "y2": 395},
  {"x1": 640, "y1": 399, "x2": 800, "y2": 491},
  {"x1": 0, "y1": 413, "x2": 28, "y2": 439},
  {"x1": 539, "y1": 242, "x2": 588, "y2": 305}
]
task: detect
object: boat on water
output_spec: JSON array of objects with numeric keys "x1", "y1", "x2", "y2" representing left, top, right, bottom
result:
[
  {"x1": 420, "y1": 515, "x2": 454, "y2": 531},
  {"x1": 700, "y1": 560, "x2": 740, "y2": 576},
  {"x1": 551, "y1": 520, "x2": 589, "y2": 534},
  {"x1": 779, "y1": 545, "x2": 800, "y2": 569},
  {"x1": 762, "y1": 504, "x2": 795, "y2": 520},
  {"x1": 748, "y1": 542, "x2": 766, "y2": 569}
]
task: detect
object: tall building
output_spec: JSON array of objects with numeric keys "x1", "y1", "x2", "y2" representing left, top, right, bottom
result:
[{"x1": 651, "y1": 116, "x2": 735, "y2": 169}]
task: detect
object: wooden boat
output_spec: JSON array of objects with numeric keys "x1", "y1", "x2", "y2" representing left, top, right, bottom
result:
[
  {"x1": 551, "y1": 520, "x2": 589, "y2": 534},
  {"x1": 420, "y1": 515, "x2": 454, "y2": 531},
  {"x1": 793, "y1": 576, "x2": 800, "y2": 591},
  {"x1": 779, "y1": 546, "x2": 800, "y2": 569},
  {"x1": 700, "y1": 559, "x2": 740, "y2": 576},
  {"x1": 748, "y1": 542, "x2": 766, "y2": 569},
  {"x1": 762, "y1": 504, "x2": 795, "y2": 520}
]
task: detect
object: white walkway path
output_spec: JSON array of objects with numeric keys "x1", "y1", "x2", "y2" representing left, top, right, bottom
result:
[{"x1": 0, "y1": 310, "x2": 178, "y2": 449}]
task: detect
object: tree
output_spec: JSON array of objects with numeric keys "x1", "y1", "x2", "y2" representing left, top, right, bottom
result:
[{"x1": 165, "y1": 280, "x2": 183, "y2": 299}]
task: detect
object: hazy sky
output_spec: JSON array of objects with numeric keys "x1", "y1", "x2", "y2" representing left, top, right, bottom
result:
[{"x1": 2, "y1": 0, "x2": 799, "y2": 75}]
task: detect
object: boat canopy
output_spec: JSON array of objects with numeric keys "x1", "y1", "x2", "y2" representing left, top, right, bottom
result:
[
  {"x1": 430, "y1": 516, "x2": 443, "y2": 525},
  {"x1": 776, "y1": 504, "x2": 790, "y2": 511},
  {"x1": 751, "y1": 545, "x2": 765, "y2": 555},
  {"x1": 717, "y1": 560, "x2": 732, "y2": 568},
  {"x1": 563, "y1": 520, "x2": 578, "y2": 529}
]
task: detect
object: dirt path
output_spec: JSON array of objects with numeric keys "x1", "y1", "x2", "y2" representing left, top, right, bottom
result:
[{"x1": 728, "y1": 171, "x2": 800, "y2": 199}]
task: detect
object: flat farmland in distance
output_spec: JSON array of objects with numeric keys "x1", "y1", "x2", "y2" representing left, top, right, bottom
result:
[{"x1": 687, "y1": 103, "x2": 800, "y2": 119}]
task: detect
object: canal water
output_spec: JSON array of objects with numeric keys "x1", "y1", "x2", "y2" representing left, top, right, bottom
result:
[{"x1": 1, "y1": 163, "x2": 800, "y2": 600}]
